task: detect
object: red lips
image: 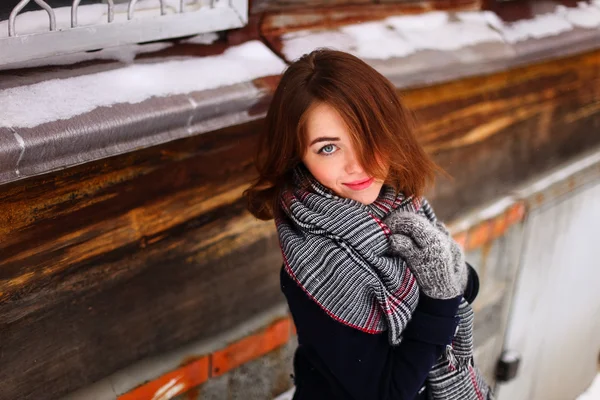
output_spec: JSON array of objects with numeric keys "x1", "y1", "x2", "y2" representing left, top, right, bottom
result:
[{"x1": 343, "y1": 177, "x2": 374, "y2": 191}]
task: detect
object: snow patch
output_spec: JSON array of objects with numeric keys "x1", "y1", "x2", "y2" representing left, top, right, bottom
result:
[
  {"x1": 457, "y1": 10, "x2": 505, "y2": 32},
  {"x1": 282, "y1": 11, "x2": 502, "y2": 61},
  {"x1": 386, "y1": 11, "x2": 449, "y2": 30},
  {"x1": 557, "y1": 2, "x2": 600, "y2": 29},
  {"x1": 577, "y1": 373, "x2": 600, "y2": 400},
  {"x1": 281, "y1": 3, "x2": 600, "y2": 60},
  {"x1": 273, "y1": 388, "x2": 295, "y2": 400},
  {"x1": 388, "y1": 13, "x2": 503, "y2": 51},
  {"x1": 498, "y1": 12, "x2": 573, "y2": 43},
  {"x1": 180, "y1": 32, "x2": 220, "y2": 45},
  {"x1": 340, "y1": 22, "x2": 415, "y2": 59}
]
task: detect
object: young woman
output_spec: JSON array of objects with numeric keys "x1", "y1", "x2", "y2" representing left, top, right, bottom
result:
[{"x1": 244, "y1": 49, "x2": 492, "y2": 400}]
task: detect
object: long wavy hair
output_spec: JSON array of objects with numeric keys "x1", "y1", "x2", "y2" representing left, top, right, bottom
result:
[{"x1": 244, "y1": 49, "x2": 444, "y2": 220}]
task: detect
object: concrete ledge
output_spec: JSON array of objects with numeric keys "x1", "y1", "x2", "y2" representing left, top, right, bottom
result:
[
  {"x1": 447, "y1": 146, "x2": 600, "y2": 249},
  {"x1": 62, "y1": 304, "x2": 292, "y2": 400}
]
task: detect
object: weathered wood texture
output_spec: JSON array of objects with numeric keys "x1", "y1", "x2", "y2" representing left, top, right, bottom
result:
[
  {"x1": 0, "y1": 120, "x2": 284, "y2": 400},
  {"x1": 1, "y1": 50, "x2": 599, "y2": 400},
  {"x1": 409, "y1": 49, "x2": 600, "y2": 218}
]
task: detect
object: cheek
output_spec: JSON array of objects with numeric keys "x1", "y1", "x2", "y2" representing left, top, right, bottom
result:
[{"x1": 303, "y1": 156, "x2": 341, "y2": 189}]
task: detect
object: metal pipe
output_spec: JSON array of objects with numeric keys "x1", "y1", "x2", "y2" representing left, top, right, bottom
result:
[
  {"x1": 9, "y1": 0, "x2": 56, "y2": 36},
  {"x1": 71, "y1": 0, "x2": 81, "y2": 28},
  {"x1": 74, "y1": 0, "x2": 114, "y2": 27},
  {"x1": 8, "y1": 0, "x2": 31, "y2": 37},
  {"x1": 107, "y1": 0, "x2": 115, "y2": 23},
  {"x1": 33, "y1": 0, "x2": 56, "y2": 31},
  {"x1": 128, "y1": 0, "x2": 138, "y2": 20},
  {"x1": 129, "y1": 0, "x2": 167, "y2": 20}
]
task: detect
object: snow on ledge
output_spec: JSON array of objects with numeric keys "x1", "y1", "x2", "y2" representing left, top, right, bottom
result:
[
  {"x1": 576, "y1": 372, "x2": 600, "y2": 399},
  {"x1": 558, "y1": 2, "x2": 600, "y2": 29},
  {"x1": 281, "y1": 11, "x2": 503, "y2": 61},
  {"x1": 273, "y1": 388, "x2": 295, "y2": 400},
  {"x1": 281, "y1": 3, "x2": 600, "y2": 61},
  {"x1": 0, "y1": 40, "x2": 286, "y2": 129}
]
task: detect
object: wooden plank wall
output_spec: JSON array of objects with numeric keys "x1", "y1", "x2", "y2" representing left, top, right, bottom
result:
[
  {"x1": 409, "y1": 50, "x2": 600, "y2": 219},
  {"x1": 0, "y1": 121, "x2": 283, "y2": 400},
  {"x1": 1, "y1": 49, "x2": 599, "y2": 400}
]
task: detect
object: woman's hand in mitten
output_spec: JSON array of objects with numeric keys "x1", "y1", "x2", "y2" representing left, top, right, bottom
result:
[
  {"x1": 383, "y1": 211, "x2": 467, "y2": 299},
  {"x1": 432, "y1": 220, "x2": 469, "y2": 294}
]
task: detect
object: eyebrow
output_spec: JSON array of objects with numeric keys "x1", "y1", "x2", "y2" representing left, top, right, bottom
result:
[{"x1": 309, "y1": 136, "x2": 340, "y2": 146}]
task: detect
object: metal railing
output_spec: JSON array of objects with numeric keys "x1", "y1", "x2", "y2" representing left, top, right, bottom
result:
[{"x1": 0, "y1": 0, "x2": 247, "y2": 66}]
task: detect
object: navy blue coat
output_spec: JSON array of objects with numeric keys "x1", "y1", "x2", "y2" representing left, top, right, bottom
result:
[{"x1": 281, "y1": 263, "x2": 479, "y2": 400}]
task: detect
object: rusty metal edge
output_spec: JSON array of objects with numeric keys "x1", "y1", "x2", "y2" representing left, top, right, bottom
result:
[{"x1": 0, "y1": 80, "x2": 269, "y2": 187}]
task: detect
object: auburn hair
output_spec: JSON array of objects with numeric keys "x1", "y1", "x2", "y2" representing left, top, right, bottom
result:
[{"x1": 244, "y1": 49, "x2": 444, "y2": 220}]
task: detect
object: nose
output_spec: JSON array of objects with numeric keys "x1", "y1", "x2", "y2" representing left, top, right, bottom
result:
[{"x1": 344, "y1": 149, "x2": 364, "y2": 175}]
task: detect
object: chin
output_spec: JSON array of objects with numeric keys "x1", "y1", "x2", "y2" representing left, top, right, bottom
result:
[{"x1": 352, "y1": 193, "x2": 379, "y2": 205}]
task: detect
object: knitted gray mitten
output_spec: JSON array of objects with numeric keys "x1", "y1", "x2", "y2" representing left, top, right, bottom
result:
[
  {"x1": 433, "y1": 219, "x2": 469, "y2": 295},
  {"x1": 384, "y1": 211, "x2": 468, "y2": 300}
]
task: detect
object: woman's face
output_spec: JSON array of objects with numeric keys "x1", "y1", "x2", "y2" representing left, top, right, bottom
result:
[{"x1": 302, "y1": 103, "x2": 387, "y2": 205}]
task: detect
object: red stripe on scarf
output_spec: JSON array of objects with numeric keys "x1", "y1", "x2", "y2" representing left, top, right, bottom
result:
[
  {"x1": 412, "y1": 197, "x2": 422, "y2": 211},
  {"x1": 369, "y1": 213, "x2": 391, "y2": 237},
  {"x1": 385, "y1": 268, "x2": 417, "y2": 314},
  {"x1": 365, "y1": 302, "x2": 378, "y2": 331},
  {"x1": 469, "y1": 365, "x2": 484, "y2": 400},
  {"x1": 280, "y1": 244, "x2": 384, "y2": 335}
]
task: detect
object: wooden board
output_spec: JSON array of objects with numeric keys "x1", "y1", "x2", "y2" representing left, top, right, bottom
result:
[
  {"x1": 0, "y1": 120, "x2": 284, "y2": 400},
  {"x1": 408, "y1": 49, "x2": 600, "y2": 219}
]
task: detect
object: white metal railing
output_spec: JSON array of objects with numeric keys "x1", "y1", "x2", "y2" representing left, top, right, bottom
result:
[{"x1": 0, "y1": 0, "x2": 247, "y2": 67}]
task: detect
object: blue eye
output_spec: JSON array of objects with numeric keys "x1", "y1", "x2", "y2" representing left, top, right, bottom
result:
[{"x1": 318, "y1": 144, "x2": 338, "y2": 155}]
